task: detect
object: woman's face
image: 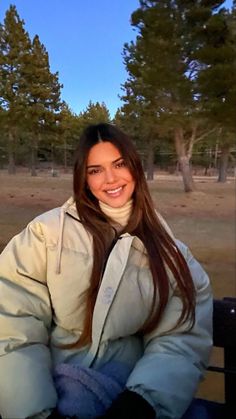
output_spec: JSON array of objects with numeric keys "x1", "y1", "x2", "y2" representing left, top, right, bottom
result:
[{"x1": 86, "y1": 141, "x2": 135, "y2": 208}]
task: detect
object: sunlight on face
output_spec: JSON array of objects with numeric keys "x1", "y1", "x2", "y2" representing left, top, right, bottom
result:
[{"x1": 86, "y1": 142, "x2": 135, "y2": 208}]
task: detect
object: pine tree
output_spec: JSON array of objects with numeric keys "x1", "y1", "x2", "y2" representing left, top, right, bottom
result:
[
  {"x1": 195, "y1": 2, "x2": 236, "y2": 182},
  {"x1": 76, "y1": 100, "x2": 111, "y2": 137},
  {"x1": 80, "y1": 101, "x2": 111, "y2": 125},
  {"x1": 57, "y1": 102, "x2": 79, "y2": 171},
  {"x1": 120, "y1": 0, "x2": 232, "y2": 190},
  {"x1": 0, "y1": 5, "x2": 63, "y2": 175},
  {"x1": 20, "y1": 34, "x2": 63, "y2": 175},
  {"x1": 0, "y1": 5, "x2": 31, "y2": 173}
]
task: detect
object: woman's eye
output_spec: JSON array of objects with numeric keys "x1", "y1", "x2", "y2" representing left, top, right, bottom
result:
[
  {"x1": 87, "y1": 168, "x2": 101, "y2": 175},
  {"x1": 115, "y1": 160, "x2": 126, "y2": 168}
]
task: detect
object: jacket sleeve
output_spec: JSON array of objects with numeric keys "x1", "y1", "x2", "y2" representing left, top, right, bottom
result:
[
  {"x1": 126, "y1": 240, "x2": 213, "y2": 419},
  {"x1": 0, "y1": 221, "x2": 57, "y2": 419}
]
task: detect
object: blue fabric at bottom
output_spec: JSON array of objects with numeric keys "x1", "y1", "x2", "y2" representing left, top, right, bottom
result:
[{"x1": 54, "y1": 362, "x2": 128, "y2": 418}]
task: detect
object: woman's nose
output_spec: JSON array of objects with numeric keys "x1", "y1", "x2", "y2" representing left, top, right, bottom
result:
[{"x1": 105, "y1": 168, "x2": 116, "y2": 183}]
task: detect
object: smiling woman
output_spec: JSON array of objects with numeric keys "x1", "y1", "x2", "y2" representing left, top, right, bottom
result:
[
  {"x1": 0, "y1": 123, "x2": 212, "y2": 419},
  {"x1": 86, "y1": 141, "x2": 135, "y2": 208}
]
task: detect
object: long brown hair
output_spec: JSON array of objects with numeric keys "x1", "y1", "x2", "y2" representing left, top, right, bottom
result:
[{"x1": 73, "y1": 123, "x2": 196, "y2": 347}]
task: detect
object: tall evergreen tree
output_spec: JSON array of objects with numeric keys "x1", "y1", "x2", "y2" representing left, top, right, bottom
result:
[
  {"x1": 76, "y1": 100, "x2": 111, "y2": 138},
  {"x1": 0, "y1": 5, "x2": 31, "y2": 173},
  {"x1": 120, "y1": 0, "x2": 232, "y2": 190},
  {"x1": 20, "y1": 34, "x2": 62, "y2": 175},
  {"x1": 0, "y1": 5, "x2": 63, "y2": 175},
  {"x1": 57, "y1": 102, "x2": 79, "y2": 171},
  {"x1": 195, "y1": 2, "x2": 236, "y2": 182},
  {"x1": 79, "y1": 101, "x2": 111, "y2": 125}
]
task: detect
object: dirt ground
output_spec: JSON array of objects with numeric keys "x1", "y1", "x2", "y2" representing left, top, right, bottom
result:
[{"x1": 0, "y1": 170, "x2": 235, "y2": 402}]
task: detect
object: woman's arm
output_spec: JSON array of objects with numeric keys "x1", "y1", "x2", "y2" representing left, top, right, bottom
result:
[
  {"x1": 124, "y1": 240, "x2": 213, "y2": 418},
  {"x1": 0, "y1": 221, "x2": 57, "y2": 419}
]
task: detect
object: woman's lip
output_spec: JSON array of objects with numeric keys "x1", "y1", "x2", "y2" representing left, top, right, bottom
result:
[{"x1": 105, "y1": 186, "x2": 124, "y2": 195}]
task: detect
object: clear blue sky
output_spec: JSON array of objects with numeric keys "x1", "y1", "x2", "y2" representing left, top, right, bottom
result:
[{"x1": 0, "y1": 0, "x2": 233, "y2": 118}]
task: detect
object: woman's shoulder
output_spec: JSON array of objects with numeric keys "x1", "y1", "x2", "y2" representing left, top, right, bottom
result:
[
  {"x1": 31, "y1": 197, "x2": 76, "y2": 226},
  {"x1": 26, "y1": 197, "x2": 78, "y2": 239},
  {"x1": 29, "y1": 206, "x2": 61, "y2": 232}
]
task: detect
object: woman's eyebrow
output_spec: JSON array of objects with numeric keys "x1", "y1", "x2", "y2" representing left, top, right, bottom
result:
[
  {"x1": 112, "y1": 157, "x2": 123, "y2": 163},
  {"x1": 86, "y1": 164, "x2": 101, "y2": 169}
]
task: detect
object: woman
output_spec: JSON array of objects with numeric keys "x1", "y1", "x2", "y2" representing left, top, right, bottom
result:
[{"x1": 0, "y1": 123, "x2": 212, "y2": 419}]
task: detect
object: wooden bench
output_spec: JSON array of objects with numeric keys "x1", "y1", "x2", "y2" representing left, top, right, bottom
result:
[{"x1": 183, "y1": 297, "x2": 236, "y2": 418}]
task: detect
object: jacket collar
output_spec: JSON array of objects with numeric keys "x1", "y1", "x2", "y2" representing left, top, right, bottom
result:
[
  {"x1": 62, "y1": 197, "x2": 80, "y2": 220},
  {"x1": 57, "y1": 198, "x2": 147, "y2": 274},
  {"x1": 64, "y1": 198, "x2": 147, "y2": 252}
]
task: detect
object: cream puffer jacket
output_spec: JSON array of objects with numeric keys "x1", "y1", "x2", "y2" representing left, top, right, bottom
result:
[{"x1": 0, "y1": 198, "x2": 212, "y2": 419}]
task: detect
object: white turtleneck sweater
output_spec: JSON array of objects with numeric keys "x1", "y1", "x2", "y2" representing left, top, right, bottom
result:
[{"x1": 99, "y1": 199, "x2": 133, "y2": 231}]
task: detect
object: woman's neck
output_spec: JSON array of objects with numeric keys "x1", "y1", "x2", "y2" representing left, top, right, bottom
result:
[{"x1": 99, "y1": 199, "x2": 133, "y2": 229}]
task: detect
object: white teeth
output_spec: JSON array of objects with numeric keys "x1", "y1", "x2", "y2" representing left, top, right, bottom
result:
[{"x1": 106, "y1": 186, "x2": 122, "y2": 194}]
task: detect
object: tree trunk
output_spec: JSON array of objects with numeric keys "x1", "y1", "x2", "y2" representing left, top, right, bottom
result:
[
  {"x1": 218, "y1": 146, "x2": 230, "y2": 183},
  {"x1": 64, "y1": 140, "x2": 68, "y2": 173},
  {"x1": 179, "y1": 156, "x2": 195, "y2": 192},
  {"x1": 8, "y1": 152, "x2": 16, "y2": 174},
  {"x1": 146, "y1": 141, "x2": 154, "y2": 180},
  {"x1": 30, "y1": 132, "x2": 40, "y2": 176},
  {"x1": 7, "y1": 132, "x2": 16, "y2": 174},
  {"x1": 174, "y1": 127, "x2": 196, "y2": 192},
  {"x1": 30, "y1": 145, "x2": 37, "y2": 176}
]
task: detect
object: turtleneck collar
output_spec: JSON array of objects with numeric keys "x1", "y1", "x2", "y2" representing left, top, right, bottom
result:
[{"x1": 99, "y1": 199, "x2": 133, "y2": 228}]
